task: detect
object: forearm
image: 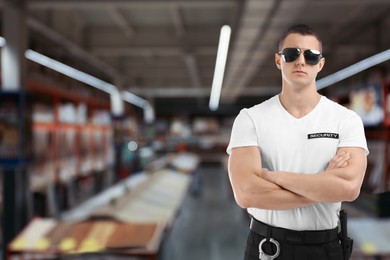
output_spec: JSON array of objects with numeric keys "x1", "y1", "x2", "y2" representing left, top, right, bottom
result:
[
  {"x1": 252, "y1": 183, "x2": 315, "y2": 210},
  {"x1": 262, "y1": 148, "x2": 367, "y2": 203},
  {"x1": 231, "y1": 172, "x2": 315, "y2": 210},
  {"x1": 263, "y1": 166, "x2": 365, "y2": 203},
  {"x1": 262, "y1": 170, "x2": 349, "y2": 203},
  {"x1": 228, "y1": 146, "x2": 316, "y2": 210}
]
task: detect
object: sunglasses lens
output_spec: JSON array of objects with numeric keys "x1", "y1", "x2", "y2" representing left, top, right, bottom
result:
[
  {"x1": 282, "y1": 48, "x2": 300, "y2": 62},
  {"x1": 304, "y1": 49, "x2": 322, "y2": 65},
  {"x1": 280, "y1": 48, "x2": 322, "y2": 65}
]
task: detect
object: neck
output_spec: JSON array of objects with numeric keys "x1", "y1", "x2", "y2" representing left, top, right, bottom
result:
[{"x1": 279, "y1": 85, "x2": 321, "y2": 119}]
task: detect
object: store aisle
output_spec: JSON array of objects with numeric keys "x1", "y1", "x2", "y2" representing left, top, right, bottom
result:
[{"x1": 160, "y1": 162, "x2": 249, "y2": 260}]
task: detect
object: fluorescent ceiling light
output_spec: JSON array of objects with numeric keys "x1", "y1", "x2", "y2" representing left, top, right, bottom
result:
[
  {"x1": 122, "y1": 90, "x2": 154, "y2": 123},
  {"x1": 209, "y1": 25, "x2": 231, "y2": 111},
  {"x1": 25, "y1": 49, "x2": 117, "y2": 95},
  {"x1": 317, "y1": 49, "x2": 390, "y2": 90},
  {"x1": 25, "y1": 50, "x2": 150, "y2": 109},
  {"x1": 2, "y1": 35, "x2": 149, "y2": 111},
  {"x1": 0, "y1": 36, "x2": 5, "y2": 47},
  {"x1": 121, "y1": 90, "x2": 150, "y2": 109}
]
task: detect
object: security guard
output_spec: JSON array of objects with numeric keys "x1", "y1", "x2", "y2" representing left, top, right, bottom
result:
[{"x1": 227, "y1": 24, "x2": 368, "y2": 259}]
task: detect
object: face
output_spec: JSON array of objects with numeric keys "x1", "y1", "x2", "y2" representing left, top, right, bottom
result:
[{"x1": 275, "y1": 33, "x2": 325, "y2": 89}]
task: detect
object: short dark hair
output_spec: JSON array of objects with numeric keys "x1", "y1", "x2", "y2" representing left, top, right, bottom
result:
[{"x1": 278, "y1": 24, "x2": 322, "y2": 51}]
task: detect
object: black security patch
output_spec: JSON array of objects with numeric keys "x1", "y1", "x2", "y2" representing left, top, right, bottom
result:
[{"x1": 308, "y1": 132, "x2": 339, "y2": 139}]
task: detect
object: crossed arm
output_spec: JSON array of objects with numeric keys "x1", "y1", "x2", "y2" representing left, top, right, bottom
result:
[{"x1": 228, "y1": 146, "x2": 367, "y2": 210}]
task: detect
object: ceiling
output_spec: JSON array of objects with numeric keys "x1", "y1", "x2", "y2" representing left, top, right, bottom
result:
[{"x1": 3, "y1": 0, "x2": 390, "y2": 116}]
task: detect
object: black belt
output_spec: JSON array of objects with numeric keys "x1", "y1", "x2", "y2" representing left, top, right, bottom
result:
[{"x1": 250, "y1": 217, "x2": 339, "y2": 245}]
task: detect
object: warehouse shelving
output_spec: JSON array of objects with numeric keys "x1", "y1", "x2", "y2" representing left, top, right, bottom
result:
[{"x1": 24, "y1": 63, "x2": 137, "y2": 217}]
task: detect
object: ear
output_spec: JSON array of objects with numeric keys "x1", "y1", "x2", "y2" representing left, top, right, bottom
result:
[
  {"x1": 317, "y1": 57, "x2": 325, "y2": 72},
  {"x1": 275, "y1": 53, "x2": 281, "y2": 70}
]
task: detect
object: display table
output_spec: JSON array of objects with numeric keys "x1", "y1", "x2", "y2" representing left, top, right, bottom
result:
[
  {"x1": 90, "y1": 169, "x2": 192, "y2": 226},
  {"x1": 8, "y1": 153, "x2": 199, "y2": 259},
  {"x1": 7, "y1": 218, "x2": 165, "y2": 259}
]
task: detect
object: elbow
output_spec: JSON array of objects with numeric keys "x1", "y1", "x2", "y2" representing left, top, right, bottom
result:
[
  {"x1": 229, "y1": 173, "x2": 253, "y2": 208},
  {"x1": 233, "y1": 189, "x2": 251, "y2": 209},
  {"x1": 233, "y1": 186, "x2": 250, "y2": 209},
  {"x1": 231, "y1": 180, "x2": 258, "y2": 209},
  {"x1": 345, "y1": 188, "x2": 360, "y2": 202},
  {"x1": 232, "y1": 182, "x2": 271, "y2": 209},
  {"x1": 343, "y1": 182, "x2": 361, "y2": 202}
]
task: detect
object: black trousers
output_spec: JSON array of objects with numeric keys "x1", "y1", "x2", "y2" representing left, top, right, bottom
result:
[{"x1": 244, "y1": 229, "x2": 344, "y2": 260}]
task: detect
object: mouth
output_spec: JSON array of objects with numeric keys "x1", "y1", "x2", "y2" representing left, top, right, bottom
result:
[{"x1": 293, "y1": 70, "x2": 306, "y2": 75}]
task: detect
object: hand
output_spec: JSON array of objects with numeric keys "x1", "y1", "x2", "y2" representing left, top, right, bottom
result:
[
  {"x1": 258, "y1": 168, "x2": 269, "y2": 177},
  {"x1": 261, "y1": 168, "x2": 278, "y2": 184},
  {"x1": 326, "y1": 152, "x2": 350, "y2": 170}
]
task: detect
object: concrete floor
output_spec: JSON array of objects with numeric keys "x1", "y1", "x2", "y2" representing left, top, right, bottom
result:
[
  {"x1": 160, "y1": 162, "x2": 249, "y2": 260},
  {"x1": 159, "y1": 162, "x2": 390, "y2": 260}
]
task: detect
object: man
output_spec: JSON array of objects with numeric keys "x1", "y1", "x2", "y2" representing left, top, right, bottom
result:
[{"x1": 227, "y1": 24, "x2": 368, "y2": 259}]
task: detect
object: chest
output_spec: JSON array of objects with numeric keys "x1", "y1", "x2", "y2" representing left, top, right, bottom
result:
[{"x1": 257, "y1": 117, "x2": 340, "y2": 172}]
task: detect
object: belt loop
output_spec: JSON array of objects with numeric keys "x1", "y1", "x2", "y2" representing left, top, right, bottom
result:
[{"x1": 266, "y1": 224, "x2": 272, "y2": 242}]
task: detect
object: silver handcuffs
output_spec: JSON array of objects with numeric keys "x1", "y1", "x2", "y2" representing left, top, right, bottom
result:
[{"x1": 259, "y1": 238, "x2": 281, "y2": 260}]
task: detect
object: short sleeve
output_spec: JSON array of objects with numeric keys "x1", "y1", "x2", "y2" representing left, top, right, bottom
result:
[
  {"x1": 339, "y1": 112, "x2": 369, "y2": 155},
  {"x1": 226, "y1": 109, "x2": 259, "y2": 155}
]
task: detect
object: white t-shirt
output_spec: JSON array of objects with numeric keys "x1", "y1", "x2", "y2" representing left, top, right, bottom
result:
[{"x1": 227, "y1": 95, "x2": 369, "y2": 230}]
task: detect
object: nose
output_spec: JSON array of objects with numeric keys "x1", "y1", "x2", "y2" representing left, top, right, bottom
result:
[{"x1": 295, "y1": 51, "x2": 305, "y2": 65}]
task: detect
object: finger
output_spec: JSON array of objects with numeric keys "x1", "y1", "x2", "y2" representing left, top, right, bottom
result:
[
  {"x1": 327, "y1": 153, "x2": 350, "y2": 170},
  {"x1": 335, "y1": 155, "x2": 350, "y2": 168},
  {"x1": 330, "y1": 156, "x2": 345, "y2": 167},
  {"x1": 336, "y1": 159, "x2": 348, "y2": 168},
  {"x1": 335, "y1": 152, "x2": 350, "y2": 162}
]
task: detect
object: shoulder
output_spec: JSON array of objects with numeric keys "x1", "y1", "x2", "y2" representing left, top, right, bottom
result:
[
  {"x1": 320, "y1": 97, "x2": 365, "y2": 133},
  {"x1": 232, "y1": 96, "x2": 278, "y2": 128},
  {"x1": 244, "y1": 95, "x2": 279, "y2": 115},
  {"x1": 321, "y1": 96, "x2": 359, "y2": 119}
]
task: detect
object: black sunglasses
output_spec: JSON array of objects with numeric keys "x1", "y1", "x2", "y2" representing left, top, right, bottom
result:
[{"x1": 278, "y1": 48, "x2": 322, "y2": 65}]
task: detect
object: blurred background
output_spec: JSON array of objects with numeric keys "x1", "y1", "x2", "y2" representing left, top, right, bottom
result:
[{"x1": 1, "y1": 0, "x2": 390, "y2": 259}]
